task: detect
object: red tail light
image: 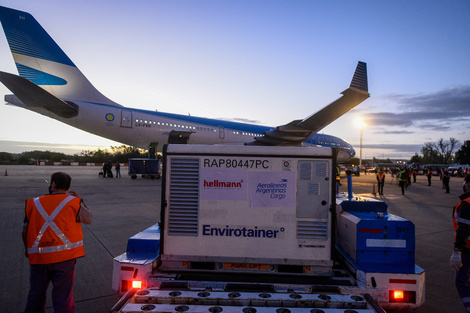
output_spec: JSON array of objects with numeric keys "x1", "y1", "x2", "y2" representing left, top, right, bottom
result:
[
  {"x1": 132, "y1": 281, "x2": 142, "y2": 289},
  {"x1": 389, "y1": 290, "x2": 416, "y2": 303},
  {"x1": 393, "y1": 290, "x2": 404, "y2": 301}
]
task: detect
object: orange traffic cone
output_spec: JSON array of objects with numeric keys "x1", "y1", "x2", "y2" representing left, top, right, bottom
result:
[{"x1": 372, "y1": 183, "x2": 376, "y2": 196}]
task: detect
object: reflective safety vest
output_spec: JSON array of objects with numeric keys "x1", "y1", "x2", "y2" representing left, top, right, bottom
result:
[
  {"x1": 453, "y1": 196, "x2": 470, "y2": 249},
  {"x1": 377, "y1": 173, "x2": 385, "y2": 182},
  {"x1": 26, "y1": 194, "x2": 84, "y2": 264},
  {"x1": 398, "y1": 171, "x2": 406, "y2": 181}
]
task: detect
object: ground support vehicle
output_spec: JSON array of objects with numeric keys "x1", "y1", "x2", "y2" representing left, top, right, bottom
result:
[
  {"x1": 112, "y1": 145, "x2": 424, "y2": 312},
  {"x1": 128, "y1": 158, "x2": 161, "y2": 179}
]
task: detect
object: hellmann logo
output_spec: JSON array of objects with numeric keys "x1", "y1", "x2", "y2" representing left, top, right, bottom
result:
[
  {"x1": 203, "y1": 180, "x2": 243, "y2": 188},
  {"x1": 202, "y1": 225, "x2": 285, "y2": 239}
]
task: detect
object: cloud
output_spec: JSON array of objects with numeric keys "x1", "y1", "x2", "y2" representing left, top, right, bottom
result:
[
  {"x1": 414, "y1": 122, "x2": 452, "y2": 132},
  {"x1": 394, "y1": 86, "x2": 470, "y2": 114},
  {"x1": 362, "y1": 143, "x2": 424, "y2": 153},
  {"x1": 363, "y1": 85, "x2": 470, "y2": 128},
  {"x1": 0, "y1": 140, "x2": 107, "y2": 154},
  {"x1": 373, "y1": 130, "x2": 414, "y2": 135},
  {"x1": 227, "y1": 117, "x2": 262, "y2": 124}
]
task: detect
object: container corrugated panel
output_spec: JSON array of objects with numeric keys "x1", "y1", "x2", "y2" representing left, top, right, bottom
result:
[
  {"x1": 168, "y1": 158, "x2": 200, "y2": 236},
  {"x1": 297, "y1": 220, "x2": 328, "y2": 239}
]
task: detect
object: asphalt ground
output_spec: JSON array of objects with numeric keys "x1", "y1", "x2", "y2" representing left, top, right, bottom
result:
[{"x1": 0, "y1": 165, "x2": 465, "y2": 312}]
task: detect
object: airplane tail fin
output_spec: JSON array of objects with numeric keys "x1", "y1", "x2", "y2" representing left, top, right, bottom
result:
[
  {"x1": 250, "y1": 61, "x2": 369, "y2": 146},
  {"x1": 349, "y1": 61, "x2": 368, "y2": 93},
  {"x1": 0, "y1": 6, "x2": 118, "y2": 105}
]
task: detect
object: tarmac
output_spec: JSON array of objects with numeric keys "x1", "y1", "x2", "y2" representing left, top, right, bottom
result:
[{"x1": 0, "y1": 165, "x2": 465, "y2": 313}]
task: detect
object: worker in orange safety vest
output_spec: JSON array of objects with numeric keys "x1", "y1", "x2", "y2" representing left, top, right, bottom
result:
[
  {"x1": 376, "y1": 169, "x2": 385, "y2": 196},
  {"x1": 22, "y1": 172, "x2": 92, "y2": 313},
  {"x1": 450, "y1": 174, "x2": 470, "y2": 312}
]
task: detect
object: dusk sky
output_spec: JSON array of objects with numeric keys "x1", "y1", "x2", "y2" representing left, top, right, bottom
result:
[{"x1": 0, "y1": 1, "x2": 469, "y2": 159}]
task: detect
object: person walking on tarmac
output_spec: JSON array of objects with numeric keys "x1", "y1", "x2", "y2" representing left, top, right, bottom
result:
[
  {"x1": 398, "y1": 168, "x2": 407, "y2": 195},
  {"x1": 106, "y1": 160, "x2": 113, "y2": 178},
  {"x1": 450, "y1": 174, "x2": 470, "y2": 312},
  {"x1": 102, "y1": 162, "x2": 107, "y2": 178},
  {"x1": 376, "y1": 169, "x2": 385, "y2": 196},
  {"x1": 115, "y1": 161, "x2": 121, "y2": 178},
  {"x1": 336, "y1": 166, "x2": 341, "y2": 194},
  {"x1": 22, "y1": 172, "x2": 92, "y2": 313},
  {"x1": 443, "y1": 170, "x2": 451, "y2": 193},
  {"x1": 427, "y1": 169, "x2": 432, "y2": 186},
  {"x1": 441, "y1": 168, "x2": 446, "y2": 189}
]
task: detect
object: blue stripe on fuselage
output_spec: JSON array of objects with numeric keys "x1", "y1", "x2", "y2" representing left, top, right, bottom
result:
[{"x1": 80, "y1": 101, "x2": 354, "y2": 155}]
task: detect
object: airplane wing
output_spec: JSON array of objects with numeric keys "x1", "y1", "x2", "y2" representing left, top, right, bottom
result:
[
  {"x1": 248, "y1": 61, "x2": 369, "y2": 146},
  {"x1": 0, "y1": 71, "x2": 78, "y2": 118}
]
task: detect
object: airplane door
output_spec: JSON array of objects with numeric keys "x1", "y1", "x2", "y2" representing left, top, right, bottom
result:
[
  {"x1": 218, "y1": 126, "x2": 225, "y2": 139},
  {"x1": 121, "y1": 110, "x2": 132, "y2": 128}
]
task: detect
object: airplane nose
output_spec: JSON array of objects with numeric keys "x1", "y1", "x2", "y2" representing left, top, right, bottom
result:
[{"x1": 349, "y1": 144, "x2": 356, "y2": 158}]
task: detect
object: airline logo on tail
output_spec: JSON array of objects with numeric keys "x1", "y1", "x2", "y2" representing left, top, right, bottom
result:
[{"x1": 1, "y1": 7, "x2": 75, "y2": 83}]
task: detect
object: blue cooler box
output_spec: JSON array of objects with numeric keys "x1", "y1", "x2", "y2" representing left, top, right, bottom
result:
[{"x1": 337, "y1": 201, "x2": 415, "y2": 273}]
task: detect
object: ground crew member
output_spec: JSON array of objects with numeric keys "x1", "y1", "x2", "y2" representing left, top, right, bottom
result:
[
  {"x1": 441, "y1": 168, "x2": 446, "y2": 189},
  {"x1": 398, "y1": 168, "x2": 407, "y2": 195},
  {"x1": 336, "y1": 166, "x2": 341, "y2": 194},
  {"x1": 443, "y1": 171, "x2": 451, "y2": 193},
  {"x1": 450, "y1": 174, "x2": 470, "y2": 312},
  {"x1": 22, "y1": 172, "x2": 92, "y2": 313},
  {"x1": 115, "y1": 161, "x2": 121, "y2": 178},
  {"x1": 376, "y1": 169, "x2": 385, "y2": 196},
  {"x1": 427, "y1": 169, "x2": 432, "y2": 186}
]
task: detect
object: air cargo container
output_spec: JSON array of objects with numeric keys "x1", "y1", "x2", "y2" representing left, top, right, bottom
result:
[{"x1": 112, "y1": 145, "x2": 424, "y2": 312}]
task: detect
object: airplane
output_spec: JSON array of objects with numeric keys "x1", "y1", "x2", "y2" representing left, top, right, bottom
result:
[{"x1": 0, "y1": 6, "x2": 369, "y2": 162}]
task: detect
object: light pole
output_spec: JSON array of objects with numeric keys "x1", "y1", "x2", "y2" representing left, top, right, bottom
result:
[{"x1": 355, "y1": 117, "x2": 367, "y2": 170}]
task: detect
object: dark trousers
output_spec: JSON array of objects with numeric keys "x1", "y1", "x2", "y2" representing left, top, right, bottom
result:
[
  {"x1": 25, "y1": 259, "x2": 76, "y2": 313},
  {"x1": 456, "y1": 253, "x2": 470, "y2": 312},
  {"x1": 444, "y1": 177, "x2": 450, "y2": 193},
  {"x1": 399, "y1": 180, "x2": 406, "y2": 195},
  {"x1": 378, "y1": 181, "x2": 384, "y2": 195}
]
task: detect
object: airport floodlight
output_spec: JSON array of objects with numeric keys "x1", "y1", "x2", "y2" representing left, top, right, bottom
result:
[{"x1": 355, "y1": 117, "x2": 367, "y2": 169}]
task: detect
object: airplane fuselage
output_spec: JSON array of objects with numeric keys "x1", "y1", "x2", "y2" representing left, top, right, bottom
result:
[{"x1": 7, "y1": 94, "x2": 354, "y2": 160}]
